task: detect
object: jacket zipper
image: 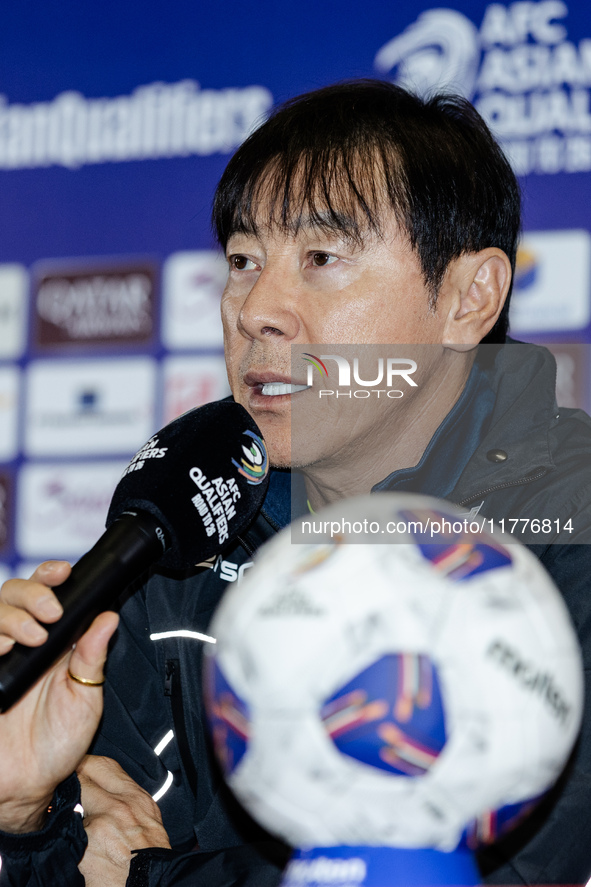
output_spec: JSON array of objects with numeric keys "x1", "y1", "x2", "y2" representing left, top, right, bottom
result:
[
  {"x1": 164, "y1": 658, "x2": 199, "y2": 800},
  {"x1": 237, "y1": 509, "x2": 281, "y2": 556},
  {"x1": 456, "y1": 468, "x2": 548, "y2": 508},
  {"x1": 236, "y1": 534, "x2": 255, "y2": 556}
]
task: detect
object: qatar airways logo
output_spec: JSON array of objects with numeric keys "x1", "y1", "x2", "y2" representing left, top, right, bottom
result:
[{"x1": 304, "y1": 353, "x2": 418, "y2": 399}]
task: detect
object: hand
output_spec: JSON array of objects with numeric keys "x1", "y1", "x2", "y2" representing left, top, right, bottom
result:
[
  {"x1": 0, "y1": 561, "x2": 70, "y2": 654},
  {"x1": 0, "y1": 562, "x2": 119, "y2": 832},
  {"x1": 78, "y1": 755, "x2": 171, "y2": 887}
]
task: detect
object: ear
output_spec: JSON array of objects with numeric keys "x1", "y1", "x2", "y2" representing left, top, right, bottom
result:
[{"x1": 441, "y1": 249, "x2": 512, "y2": 351}]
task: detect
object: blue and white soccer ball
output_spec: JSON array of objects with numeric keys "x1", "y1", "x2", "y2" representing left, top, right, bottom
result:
[{"x1": 204, "y1": 493, "x2": 583, "y2": 852}]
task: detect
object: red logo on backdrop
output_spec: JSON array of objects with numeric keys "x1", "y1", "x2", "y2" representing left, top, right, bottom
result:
[
  {"x1": 0, "y1": 471, "x2": 12, "y2": 554},
  {"x1": 166, "y1": 374, "x2": 221, "y2": 424},
  {"x1": 32, "y1": 259, "x2": 157, "y2": 349}
]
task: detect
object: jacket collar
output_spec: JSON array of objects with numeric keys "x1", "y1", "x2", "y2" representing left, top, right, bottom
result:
[
  {"x1": 450, "y1": 342, "x2": 557, "y2": 505},
  {"x1": 371, "y1": 357, "x2": 494, "y2": 501}
]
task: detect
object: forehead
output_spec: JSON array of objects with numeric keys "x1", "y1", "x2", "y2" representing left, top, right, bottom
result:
[{"x1": 223, "y1": 149, "x2": 406, "y2": 248}]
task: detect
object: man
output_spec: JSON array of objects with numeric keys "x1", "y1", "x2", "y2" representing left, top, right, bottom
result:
[{"x1": 0, "y1": 80, "x2": 590, "y2": 887}]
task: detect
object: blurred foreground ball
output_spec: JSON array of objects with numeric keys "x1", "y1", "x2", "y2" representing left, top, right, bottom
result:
[{"x1": 204, "y1": 494, "x2": 583, "y2": 852}]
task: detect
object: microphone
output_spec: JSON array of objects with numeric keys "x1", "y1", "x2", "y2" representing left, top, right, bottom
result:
[{"x1": 0, "y1": 401, "x2": 269, "y2": 712}]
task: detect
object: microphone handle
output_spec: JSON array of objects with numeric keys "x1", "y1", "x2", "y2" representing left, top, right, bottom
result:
[{"x1": 0, "y1": 512, "x2": 167, "y2": 713}]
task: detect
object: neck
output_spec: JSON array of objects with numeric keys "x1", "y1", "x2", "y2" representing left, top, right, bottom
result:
[{"x1": 302, "y1": 350, "x2": 473, "y2": 511}]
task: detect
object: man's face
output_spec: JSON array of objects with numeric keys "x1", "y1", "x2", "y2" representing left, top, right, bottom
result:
[{"x1": 221, "y1": 209, "x2": 453, "y2": 467}]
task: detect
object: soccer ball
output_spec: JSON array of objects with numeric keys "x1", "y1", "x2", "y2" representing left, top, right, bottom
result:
[{"x1": 204, "y1": 493, "x2": 583, "y2": 852}]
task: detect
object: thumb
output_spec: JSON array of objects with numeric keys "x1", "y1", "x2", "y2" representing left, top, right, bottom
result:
[{"x1": 67, "y1": 612, "x2": 119, "y2": 686}]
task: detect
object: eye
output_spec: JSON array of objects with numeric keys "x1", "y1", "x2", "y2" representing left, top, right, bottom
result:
[
  {"x1": 229, "y1": 254, "x2": 257, "y2": 271},
  {"x1": 311, "y1": 252, "x2": 338, "y2": 267}
]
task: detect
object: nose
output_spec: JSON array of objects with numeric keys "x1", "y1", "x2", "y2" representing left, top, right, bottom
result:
[{"x1": 237, "y1": 264, "x2": 301, "y2": 342}]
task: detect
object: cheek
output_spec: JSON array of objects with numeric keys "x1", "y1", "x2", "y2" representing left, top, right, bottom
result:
[
  {"x1": 222, "y1": 338, "x2": 243, "y2": 390},
  {"x1": 223, "y1": 350, "x2": 246, "y2": 406},
  {"x1": 221, "y1": 295, "x2": 243, "y2": 345},
  {"x1": 330, "y1": 286, "x2": 433, "y2": 344},
  {"x1": 313, "y1": 297, "x2": 387, "y2": 343},
  {"x1": 220, "y1": 291, "x2": 236, "y2": 331},
  {"x1": 220, "y1": 307, "x2": 242, "y2": 384}
]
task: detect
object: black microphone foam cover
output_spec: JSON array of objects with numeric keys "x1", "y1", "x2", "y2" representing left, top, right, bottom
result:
[{"x1": 107, "y1": 401, "x2": 269, "y2": 570}]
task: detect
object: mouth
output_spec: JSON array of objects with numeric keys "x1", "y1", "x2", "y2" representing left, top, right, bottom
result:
[
  {"x1": 260, "y1": 382, "x2": 309, "y2": 396},
  {"x1": 243, "y1": 371, "x2": 310, "y2": 404}
]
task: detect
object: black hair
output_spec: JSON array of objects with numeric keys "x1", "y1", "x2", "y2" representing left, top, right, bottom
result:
[{"x1": 213, "y1": 79, "x2": 521, "y2": 343}]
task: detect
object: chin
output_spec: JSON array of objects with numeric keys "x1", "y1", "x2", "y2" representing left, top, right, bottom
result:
[
  {"x1": 270, "y1": 457, "x2": 293, "y2": 470},
  {"x1": 267, "y1": 445, "x2": 293, "y2": 470},
  {"x1": 257, "y1": 428, "x2": 292, "y2": 470}
]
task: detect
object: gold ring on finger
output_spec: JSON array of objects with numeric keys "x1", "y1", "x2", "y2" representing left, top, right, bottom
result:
[{"x1": 67, "y1": 668, "x2": 105, "y2": 687}]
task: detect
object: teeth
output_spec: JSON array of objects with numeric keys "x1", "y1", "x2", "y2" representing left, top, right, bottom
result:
[{"x1": 261, "y1": 383, "x2": 309, "y2": 396}]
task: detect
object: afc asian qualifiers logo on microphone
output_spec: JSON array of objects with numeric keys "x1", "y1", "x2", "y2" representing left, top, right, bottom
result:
[{"x1": 232, "y1": 430, "x2": 268, "y2": 486}]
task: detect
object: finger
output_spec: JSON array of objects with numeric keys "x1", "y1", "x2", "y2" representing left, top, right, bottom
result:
[
  {"x1": 77, "y1": 753, "x2": 99, "y2": 781},
  {"x1": 76, "y1": 773, "x2": 117, "y2": 815},
  {"x1": 67, "y1": 612, "x2": 119, "y2": 686},
  {"x1": 79, "y1": 852, "x2": 128, "y2": 887},
  {"x1": 0, "y1": 634, "x2": 15, "y2": 655},
  {"x1": 78, "y1": 754, "x2": 127, "y2": 784},
  {"x1": 0, "y1": 562, "x2": 68, "y2": 623},
  {"x1": 82, "y1": 799, "x2": 170, "y2": 849},
  {"x1": 79, "y1": 755, "x2": 141, "y2": 795},
  {"x1": 28, "y1": 560, "x2": 71, "y2": 588},
  {"x1": 25, "y1": 561, "x2": 69, "y2": 621},
  {"x1": 0, "y1": 564, "x2": 69, "y2": 647},
  {"x1": 0, "y1": 602, "x2": 49, "y2": 647}
]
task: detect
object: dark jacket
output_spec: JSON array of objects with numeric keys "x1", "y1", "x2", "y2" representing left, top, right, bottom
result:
[{"x1": 2, "y1": 343, "x2": 591, "y2": 887}]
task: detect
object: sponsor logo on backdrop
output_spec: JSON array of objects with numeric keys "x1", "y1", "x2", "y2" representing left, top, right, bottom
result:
[
  {"x1": 0, "y1": 264, "x2": 28, "y2": 360},
  {"x1": 162, "y1": 355, "x2": 230, "y2": 424},
  {"x1": 510, "y1": 230, "x2": 591, "y2": 332},
  {"x1": 0, "y1": 471, "x2": 11, "y2": 554},
  {"x1": 24, "y1": 358, "x2": 156, "y2": 456},
  {"x1": 0, "y1": 367, "x2": 19, "y2": 462},
  {"x1": 0, "y1": 81, "x2": 273, "y2": 170},
  {"x1": 32, "y1": 260, "x2": 156, "y2": 348},
  {"x1": 16, "y1": 462, "x2": 127, "y2": 559},
  {"x1": 162, "y1": 251, "x2": 226, "y2": 350},
  {"x1": 375, "y1": 1, "x2": 591, "y2": 175}
]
